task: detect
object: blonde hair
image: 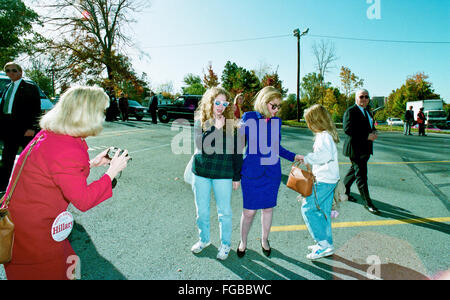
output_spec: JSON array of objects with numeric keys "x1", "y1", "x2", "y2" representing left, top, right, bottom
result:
[
  {"x1": 195, "y1": 87, "x2": 236, "y2": 131},
  {"x1": 40, "y1": 86, "x2": 109, "y2": 138},
  {"x1": 253, "y1": 86, "x2": 281, "y2": 118},
  {"x1": 303, "y1": 104, "x2": 340, "y2": 143},
  {"x1": 234, "y1": 93, "x2": 243, "y2": 105}
]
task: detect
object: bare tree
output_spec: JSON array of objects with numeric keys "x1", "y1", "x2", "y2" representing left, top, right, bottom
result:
[
  {"x1": 311, "y1": 39, "x2": 338, "y2": 103},
  {"x1": 312, "y1": 39, "x2": 338, "y2": 80},
  {"x1": 37, "y1": 0, "x2": 149, "y2": 86}
]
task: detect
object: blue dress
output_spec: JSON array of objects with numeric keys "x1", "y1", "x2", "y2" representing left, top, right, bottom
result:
[{"x1": 240, "y1": 112, "x2": 296, "y2": 209}]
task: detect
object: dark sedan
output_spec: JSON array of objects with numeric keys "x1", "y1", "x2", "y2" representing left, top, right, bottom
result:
[{"x1": 128, "y1": 99, "x2": 147, "y2": 121}]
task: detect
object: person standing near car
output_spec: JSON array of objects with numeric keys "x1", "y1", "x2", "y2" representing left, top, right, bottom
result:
[
  {"x1": 118, "y1": 92, "x2": 129, "y2": 121},
  {"x1": 0, "y1": 62, "x2": 41, "y2": 192},
  {"x1": 149, "y1": 92, "x2": 158, "y2": 124},
  {"x1": 404, "y1": 106, "x2": 414, "y2": 135},
  {"x1": 417, "y1": 107, "x2": 427, "y2": 136}
]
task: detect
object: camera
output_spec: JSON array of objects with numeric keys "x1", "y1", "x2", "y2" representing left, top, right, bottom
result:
[
  {"x1": 106, "y1": 147, "x2": 128, "y2": 160},
  {"x1": 106, "y1": 147, "x2": 131, "y2": 189}
]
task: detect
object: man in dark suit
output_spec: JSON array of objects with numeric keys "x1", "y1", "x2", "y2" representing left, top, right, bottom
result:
[
  {"x1": 148, "y1": 92, "x2": 158, "y2": 124},
  {"x1": 404, "y1": 105, "x2": 414, "y2": 135},
  {"x1": 342, "y1": 89, "x2": 380, "y2": 214},
  {"x1": 0, "y1": 62, "x2": 41, "y2": 191}
]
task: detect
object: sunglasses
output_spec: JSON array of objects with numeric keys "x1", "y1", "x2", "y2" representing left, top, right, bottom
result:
[
  {"x1": 270, "y1": 103, "x2": 281, "y2": 110},
  {"x1": 214, "y1": 101, "x2": 229, "y2": 107},
  {"x1": 5, "y1": 69, "x2": 18, "y2": 73},
  {"x1": 359, "y1": 95, "x2": 370, "y2": 99}
]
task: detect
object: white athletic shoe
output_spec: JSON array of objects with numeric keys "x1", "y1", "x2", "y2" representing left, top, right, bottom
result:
[
  {"x1": 306, "y1": 246, "x2": 334, "y2": 260},
  {"x1": 191, "y1": 241, "x2": 211, "y2": 254},
  {"x1": 216, "y1": 244, "x2": 231, "y2": 260}
]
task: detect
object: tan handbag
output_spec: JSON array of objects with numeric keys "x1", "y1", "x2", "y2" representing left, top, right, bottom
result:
[
  {"x1": 0, "y1": 136, "x2": 41, "y2": 264},
  {"x1": 287, "y1": 162, "x2": 314, "y2": 197},
  {"x1": 287, "y1": 162, "x2": 327, "y2": 221}
]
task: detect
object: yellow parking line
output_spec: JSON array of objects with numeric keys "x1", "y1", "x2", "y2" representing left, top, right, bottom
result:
[{"x1": 271, "y1": 217, "x2": 450, "y2": 232}]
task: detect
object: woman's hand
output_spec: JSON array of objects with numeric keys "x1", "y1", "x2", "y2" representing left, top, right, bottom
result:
[
  {"x1": 90, "y1": 147, "x2": 112, "y2": 168},
  {"x1": 105, "y1": 149, "x2": 131, "y2": 180},
  {"x1": 215, "y1": 115, "x2": 225, "y2": 130},
  {"x1": 295, "y1": 154, "x2": 304, "y2": 164},
  {"x1": 233, "y1": 181, "x2": 241, "y2": 191}
]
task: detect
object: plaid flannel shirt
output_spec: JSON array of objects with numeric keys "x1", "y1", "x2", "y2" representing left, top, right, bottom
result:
[{"x1": 192, "y1": 121, "x2": 243, "y2": 181}]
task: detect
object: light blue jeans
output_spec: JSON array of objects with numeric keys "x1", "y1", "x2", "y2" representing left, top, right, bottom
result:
[
  {"x1": 192, "y1": 175, "x2": 233, "y2": 247},
  {"x1": 301, "y1": 182, "x2": 336, "y2": 249}
]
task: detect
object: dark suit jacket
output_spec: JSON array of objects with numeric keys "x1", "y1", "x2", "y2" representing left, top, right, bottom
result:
[
  {"x1": 343, "y1": 104, "x2": 376, "y2": 158},
  {"x1": 0, "y1": 80, "x2": 41, "y2": 137}
]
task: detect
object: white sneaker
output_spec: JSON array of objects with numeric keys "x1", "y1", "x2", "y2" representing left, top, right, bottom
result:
[
  {"x1": 308, "y1": 244, "x2": 320, "y2": 252},
  {"x1": 216, "y1": 244, "x2": 231, "y2": 260},
  {"x1": 306, "y1": 246, "x2": 334, "y2": 260},
  {"x1": 191, "y1": 241, "x2": 211, "y2": 254}
]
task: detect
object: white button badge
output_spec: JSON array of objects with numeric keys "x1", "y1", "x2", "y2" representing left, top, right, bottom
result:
[{"x1": 51, "y1": 211, "x2": 74, "y2": 242}]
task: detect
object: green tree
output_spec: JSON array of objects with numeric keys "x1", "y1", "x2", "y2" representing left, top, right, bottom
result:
[
  {"x1": 182, "y1": 73, "x2": 206, "y2": 95},
  {"x1": 0, "y1": 0, "x2": 40, "y2": 66},
  {"x1": 386, "y1": 72, "x2": 440, "y2": 118},
  {"x1": 300, "y1": 72, "x2": 330, "y2": 107},
  {"x1": 221, "y1": 61, "x2": 260, "y2": 112},
  {"x1": 339, "y1": 66, "x2": 364, "y2": 107}
]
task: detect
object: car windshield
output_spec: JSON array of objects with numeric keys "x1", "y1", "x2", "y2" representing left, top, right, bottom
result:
[
  {"x1": 428, "y1": 111, "x2": 446, "y2": 118},
  {"x1": 392, "y1": 118, "x2": 401, "y2": 121},
  {"x1": 128, "y1": 100, "x2": 141, "y2": 106},
  {"x1": 0, "y1": 78, "x2": 9, "y2": 93}
]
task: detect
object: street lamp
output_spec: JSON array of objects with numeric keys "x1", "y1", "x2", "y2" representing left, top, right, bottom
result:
[{"x1": 294, "y1": 28, "x2": 309, "y2": 122}]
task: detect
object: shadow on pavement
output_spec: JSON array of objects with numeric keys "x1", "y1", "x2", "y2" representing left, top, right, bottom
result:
[
  {"x1": 312, "y1": 254, "x2": 429, "y2": 280},
  {"x1": 68, "y1": 223, "x2": 126, "y2": 280},
  {"x1": 347, "y1": 193, "x2": 450, "y2": 235},
  {"x1": 195, "y1": 245, "x2": 334, "y2": 280}
]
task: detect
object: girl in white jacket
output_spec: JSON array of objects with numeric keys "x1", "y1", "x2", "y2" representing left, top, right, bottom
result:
[{"x1": 297, "y1": 104, "x2": 340, "y2": 260}]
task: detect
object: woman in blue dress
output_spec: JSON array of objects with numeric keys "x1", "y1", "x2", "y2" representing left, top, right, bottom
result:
[{"x1": 237, "y1": 86, "x2": 301, "y2": 257}]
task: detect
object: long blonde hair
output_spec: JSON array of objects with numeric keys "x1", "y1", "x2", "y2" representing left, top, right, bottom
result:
[
  {"x1": 40, "y1": 86, "x2": 109, "y2": 138},
  {"x1": 303, "y1": 104, "x2": 340, "y2": 143},
  {"x1": 253, "y1": 86, "x2": 281, "y2": 118},
  {"x1": 195, "y1": 87, "x2": 236, "y2": 131}
]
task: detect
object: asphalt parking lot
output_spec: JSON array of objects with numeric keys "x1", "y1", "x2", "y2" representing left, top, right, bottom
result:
[{"x1": 1, "y1": 117, "x2": 449, "y2": 280}]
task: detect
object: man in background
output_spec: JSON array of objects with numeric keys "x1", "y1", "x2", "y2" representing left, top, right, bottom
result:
[{"x1": 0, "y1": 62, "x2": 41, "y2": 191}]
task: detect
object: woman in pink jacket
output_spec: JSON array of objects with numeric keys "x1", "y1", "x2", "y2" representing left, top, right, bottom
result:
[{"x1": 3, "y1": 86, "x2": 130, "y2": 280}]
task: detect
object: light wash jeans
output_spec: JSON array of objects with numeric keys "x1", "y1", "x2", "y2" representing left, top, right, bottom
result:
[
  {"x1": 192, "y1": 175, "x2": 233, "y2": 247},
  {"x1": 301, "y1": 182, "x2": 337, "y2": 249}
]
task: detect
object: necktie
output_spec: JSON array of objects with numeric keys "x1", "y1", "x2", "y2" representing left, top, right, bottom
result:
[
  {"x1": 364, "y1": 109, "x2": 372, "y2": 128},
  {"x1": 3, "y1": 84, "x2": 14, "y2": 114}
]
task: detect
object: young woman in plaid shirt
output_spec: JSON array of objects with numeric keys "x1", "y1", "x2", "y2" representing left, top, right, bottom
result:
[{"x1": 190, "y1": 87, "x2": 243, "y2": 260}]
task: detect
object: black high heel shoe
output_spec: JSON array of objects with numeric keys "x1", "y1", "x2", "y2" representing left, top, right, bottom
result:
[
  {"x1": 237, "y1": 242, "x2": 246, "y2": 258},
  {"x1": 261, "y1": 240, "x2": 271, "y2": 257}
]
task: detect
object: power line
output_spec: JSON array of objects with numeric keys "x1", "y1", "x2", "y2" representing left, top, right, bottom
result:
[{"x1": 142, "y1": 33, "x2": 450, "y2": 49}]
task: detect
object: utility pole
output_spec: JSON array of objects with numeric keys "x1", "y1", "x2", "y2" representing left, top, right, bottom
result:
[{"x1": 293, "y1": 28, "x2": 309, "y2": 122}]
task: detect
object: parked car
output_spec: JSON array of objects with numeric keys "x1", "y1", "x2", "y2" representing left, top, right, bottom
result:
[
  {"x1": 157, "y1": 94, "x2": 202, "y2": 123},
  {"x1": 0, "y1": 71, "x2": 53, "y2": 115},
  {"x1": 127, "y1": 99, "x2": 147, "y2": 121},
  {"x1": 386, "y1": 117, "x2": 404, "y2": 126}
]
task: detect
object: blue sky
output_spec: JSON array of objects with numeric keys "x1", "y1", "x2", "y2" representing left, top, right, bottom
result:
[{"x1": 127, "y1": 0, "x2": 448, "y2": 101}]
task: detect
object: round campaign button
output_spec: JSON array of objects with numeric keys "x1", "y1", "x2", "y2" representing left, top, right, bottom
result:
[{"x1": 51, "y1": 211, "x2": 74, "y2": 242}]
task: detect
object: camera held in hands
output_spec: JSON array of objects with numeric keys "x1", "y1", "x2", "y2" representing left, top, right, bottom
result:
[
  {"x1": 106, "y1": 147, "x2": 131, "y2": 161},
  {"x1": 106, "y1": 147, "x2": 131, "y2": 188}
]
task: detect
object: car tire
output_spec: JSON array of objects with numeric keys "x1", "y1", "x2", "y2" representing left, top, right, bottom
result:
[{"x1": 158, "y1": 110, "x2": 170, "y2": 123}]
